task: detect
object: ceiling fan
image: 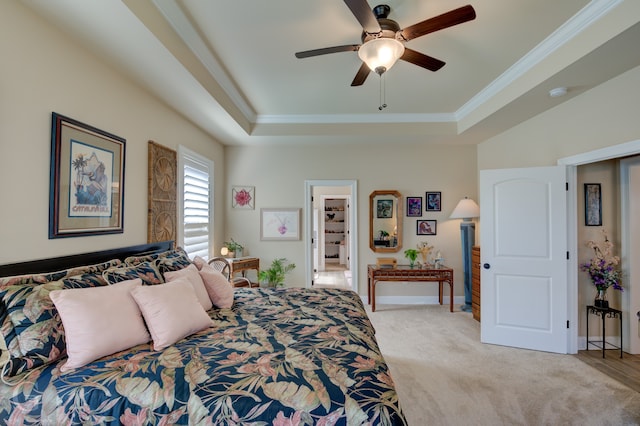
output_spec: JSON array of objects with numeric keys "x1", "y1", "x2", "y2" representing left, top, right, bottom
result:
[{"x1": 295, "y1": 1, "x2": 476, "y2": 86}]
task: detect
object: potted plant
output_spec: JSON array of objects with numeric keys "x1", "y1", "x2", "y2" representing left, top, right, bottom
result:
[
  {"x1": 404, "y1": 248, "x2": 419, "y2": 268},
  {"x1": 223, "y1": 238, "x2": 244, "y2": 258},
  {"x1": 258, "y1": 258, "x2": 296, "y2": 288}
]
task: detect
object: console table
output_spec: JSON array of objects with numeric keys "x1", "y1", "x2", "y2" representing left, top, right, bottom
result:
[
  {"x1": 228, "y1": 257, "x2": 260, "y2": 285},
  {"x1": 367, "y1": 264, "x2": 454, "y2": 312},
  {"x1": 586, "y1": 305, "x2": 623, "y2": 358}
]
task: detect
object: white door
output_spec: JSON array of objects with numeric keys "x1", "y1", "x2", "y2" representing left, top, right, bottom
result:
[{"x1": 480, "y1": 166, "x2": 568, "y2": 353}]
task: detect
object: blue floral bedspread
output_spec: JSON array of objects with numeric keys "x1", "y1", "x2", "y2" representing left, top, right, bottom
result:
[{"x1": 0, "y1": 288, "x2": 406, "y2": 425}]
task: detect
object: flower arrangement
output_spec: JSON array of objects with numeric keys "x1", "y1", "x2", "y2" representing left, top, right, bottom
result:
[
  {"x1": 417, "y1": 241, "x2": 433, "y2": 264},
  {"x1": 580, "y1": 230, "x2": 622, "y2": 293}
]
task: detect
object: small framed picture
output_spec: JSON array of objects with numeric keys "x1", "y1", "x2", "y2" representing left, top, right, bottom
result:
[
  {"x1": 584, "y1": 183, "x2": 602, "y2": 226},
  {"x1": 406, "y1": 197, "x2": 422, "y2": 217},
  {"x1": 377, "y1": 199, "x2": 394, "y2": 218},
  {"x1": 425, "y1": 192, "x2": 441, "y2": 211},
  {"x1": 417, "y1": 220, "x2": 437, "y2": 235},
  {"x1": 232, "y1": 185, "x2": 255, "y2": 209}
]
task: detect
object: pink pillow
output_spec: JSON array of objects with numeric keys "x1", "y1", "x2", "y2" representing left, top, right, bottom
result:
[
  {"x1": 131, "y1": 279, "x2": 213, "y2": 351},
  {"x1": 192, "y1": 256, "x2": 207, "y2": 270},
  {"x1": 197, "y1": 262, "x2": 234, "y2": 309},
  {"x1": 49, "y1": 279, "x2": 150, "y2": 372},
  {"x1": 163, "y1": 264, "x2": 213, "y2": 311}
]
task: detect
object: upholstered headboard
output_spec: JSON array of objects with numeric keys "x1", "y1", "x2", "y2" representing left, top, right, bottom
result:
[{"x1": 0, "y1": 241, "x2": 174, "y2": 277}]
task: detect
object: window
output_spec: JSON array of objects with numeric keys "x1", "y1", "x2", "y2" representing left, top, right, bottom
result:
[{"x1": 178, "y1": 147, "x2": 213, "y2": 260}]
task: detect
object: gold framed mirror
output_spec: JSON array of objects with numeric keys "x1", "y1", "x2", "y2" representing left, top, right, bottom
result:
[{"x1": 369, "y1": 190, "x2": 402, "y2": 253}]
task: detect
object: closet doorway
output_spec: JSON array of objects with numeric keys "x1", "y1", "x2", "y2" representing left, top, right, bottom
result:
[{"x1": 304, "y1": 180, "x2": 358, "y2": 292}]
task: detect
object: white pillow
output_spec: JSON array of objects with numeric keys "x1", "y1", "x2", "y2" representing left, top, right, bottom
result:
[
  {"x1": 49, "y1": 278, "x2": 150, "y2": 372},
  {"x1": 163, "y1": 263, "x2": 213, "y2": 311},
  {"x1": 131, "y1": 279, "x2": 213, "y2": 351}
]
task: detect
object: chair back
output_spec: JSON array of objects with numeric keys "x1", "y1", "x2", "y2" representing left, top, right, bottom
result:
[{"x1": 208, "y1": 257, "x2": 231, "y2": 279}]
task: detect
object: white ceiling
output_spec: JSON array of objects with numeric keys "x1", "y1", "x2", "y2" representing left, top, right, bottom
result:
[{"x1": 24, "y1": 0, "x2": 640, "y2": 146}]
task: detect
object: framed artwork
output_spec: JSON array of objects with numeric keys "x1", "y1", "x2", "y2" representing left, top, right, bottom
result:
[
  {"x1": 232, "y1": 185, "x2": 255, "y2": 209},
  {"x1": 406, "y1": 197, "x2": 422, "y2": 217},
  {"x1": 377, "y1": 199, "x2": 394, "y2": 218},
  {"x1": 417, "y1": 220, "x2": 437, "y2": 235},
  {"x1": 49, "y1": 113, "x2": 125, "y2": 238},
  {"x1": 425, "y1": 192, "x2": 441, "y2": 211},
  {"x1": 261, "y1": 208, "x2": 301, "y2": 240},
  {"x1": 584, "y1": 183, "x2": 602, "y2": 226}
]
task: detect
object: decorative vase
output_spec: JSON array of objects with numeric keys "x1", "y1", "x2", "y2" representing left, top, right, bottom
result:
[
  {"x1": 409, "y1": 260, "x2": 415, "y2": 269},
  {"x1": 594, "y1": 288, "x2": 609, "y2": 309}
]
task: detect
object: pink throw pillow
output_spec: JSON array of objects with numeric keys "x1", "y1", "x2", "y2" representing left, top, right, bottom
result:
[
  {"x1": 197, "y1": 262, "x2": 234, "y2": 309},
  {"x1": 192, "y1": 256, "x2": 207, "y2": 271},
  {"x1": 163, "y1": 263, "x2": 213, "y2": 311},
  {"x1": 131, "y1": 279, "x2": 213, "y2": 351},
  {"x1": 49, "y1": 278, "x2": 150, "y2": 372}
]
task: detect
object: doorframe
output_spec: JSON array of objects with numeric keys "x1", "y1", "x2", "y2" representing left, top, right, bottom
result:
[
  {"x1": 558, "y1": 138, "x2": 640, "y2": 354},
  {"x1": 304, "y1": 180, "x2": 358, "y2": 291}
]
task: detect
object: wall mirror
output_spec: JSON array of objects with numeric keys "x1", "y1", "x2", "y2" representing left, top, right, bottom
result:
[{"x1": 369, "y1": 190, "x2": 402, "y2": 253}]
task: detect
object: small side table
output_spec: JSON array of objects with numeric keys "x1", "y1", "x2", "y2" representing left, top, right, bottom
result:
[{"x1": 586, "y1": 305, "x2": 623, "y2": 359}]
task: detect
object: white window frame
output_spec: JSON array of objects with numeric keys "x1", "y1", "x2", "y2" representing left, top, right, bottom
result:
[{"x1": 177, "y1": 146, "x2": 214, "y2": 260}]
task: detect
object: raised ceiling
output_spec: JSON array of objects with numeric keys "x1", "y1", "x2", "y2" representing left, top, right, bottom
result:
[{"x1": 24, "y1": 0, "x2": 640, "y2": 146}]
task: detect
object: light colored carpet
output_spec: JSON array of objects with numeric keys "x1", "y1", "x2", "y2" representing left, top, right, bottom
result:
[{"x1": 368, "y1": 304, "x2": 640, "y2": 425}]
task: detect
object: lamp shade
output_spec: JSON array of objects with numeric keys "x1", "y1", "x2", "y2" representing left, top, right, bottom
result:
[
  {"x1": 220, "y1": 247, "x2": 229, "y2": 256},
  {"x1": 450, "y1": 197, "x2": 480, "y2": 220},
  {"x1": 358, "y1": 38, "x2": 405, "y2": 74}
]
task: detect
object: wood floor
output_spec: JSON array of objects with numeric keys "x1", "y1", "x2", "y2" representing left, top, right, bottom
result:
[{"x1": 575, "y1": 350, "x2": 640, "y2": 393}]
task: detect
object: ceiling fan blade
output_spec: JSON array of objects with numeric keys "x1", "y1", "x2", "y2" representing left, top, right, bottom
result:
[
  {"x1": 295, "y1": 44, "x2": 360, "y2": 59},
  {"x1": 400, "y1": 5, "x2": 476, "y2": 41},
  {"x1": 401, "y1": 48, "x2": 445, "y2": 71},
  {"x1": 351, "y1": 62, "x2": 370, "y2": 86},
  {"x1": 343, "y1": 0, "x2": 381, "y2": 34}
]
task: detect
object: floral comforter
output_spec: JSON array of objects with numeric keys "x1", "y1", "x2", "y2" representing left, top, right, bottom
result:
[{"x1": 0, "y1": 288, "x2": 406, "y2": 425}]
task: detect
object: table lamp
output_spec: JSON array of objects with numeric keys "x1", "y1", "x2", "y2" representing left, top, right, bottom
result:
[{"x1": 450, "y1": 197, "x2": 480, "y2": 312}]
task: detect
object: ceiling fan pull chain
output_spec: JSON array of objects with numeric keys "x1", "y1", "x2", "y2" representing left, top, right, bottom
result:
[{"x1": 378, "y1": 73, "x2": 387, "y2": 111}]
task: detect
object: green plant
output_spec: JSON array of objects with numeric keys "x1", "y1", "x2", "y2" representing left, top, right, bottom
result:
[
  {"x1": 223, "y1": 238, "x2": 243, "y2": 252},
  {"x1": 404, "y1": 248, "x2": 419, "y2": 266},
  {"x1": 258, "y1": 258, "x2": 296, "y2": 287}
]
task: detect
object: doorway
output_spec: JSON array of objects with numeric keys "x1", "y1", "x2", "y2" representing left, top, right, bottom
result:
[
  {"x1": 560, "y1": 139, "x2": 640, "y2": 354},
  {"x1": 304, "y1": 180, "x2": 358, "y2": 292}
]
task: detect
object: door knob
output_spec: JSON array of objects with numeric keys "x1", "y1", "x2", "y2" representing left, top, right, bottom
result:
[{"x1": 483, "y1": 263, "x2": 491, "y2": 269}]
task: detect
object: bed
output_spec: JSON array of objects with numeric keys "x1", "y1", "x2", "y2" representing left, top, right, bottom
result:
[{"x1": 0, "y1": 242, "x2": 406, "y2": 425}]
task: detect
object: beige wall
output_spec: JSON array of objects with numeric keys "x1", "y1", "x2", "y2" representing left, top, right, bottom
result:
[
  {"x1": 478, "y1": 65, "x2": 640, "y2": 170},
  {"x1": 0, "y1": 1, "x2": 224, "y2": 264},
  {"x1": 225, "y1": 144, "x2": 478, "y2": 298}
]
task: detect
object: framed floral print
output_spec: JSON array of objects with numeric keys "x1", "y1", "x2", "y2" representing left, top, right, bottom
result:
[
  {"x1": 425, "y1": 192, "x2": 441, "y2": 211},
  {"x1": 260, "y1": 208, "x2": 300, "y2": 240},
  {"x1": 232, "y1": 186, "x2": 255, "y2": 209},
  {"x1": 49, "y1": 112, "x2": 125, "y2": 238},
  {"x1": 406, "y1": 197, "x2": 422, "y2": 217}
]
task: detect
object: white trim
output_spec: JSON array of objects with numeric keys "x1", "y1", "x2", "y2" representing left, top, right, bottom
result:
[{"x1": 304, "y1": 180, "x2": 358, "y2": 292}]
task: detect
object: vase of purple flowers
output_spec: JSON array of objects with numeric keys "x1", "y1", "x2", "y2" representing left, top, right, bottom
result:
[{"x1": 580, "y1": 231, "x2": 623, "y2": 309}]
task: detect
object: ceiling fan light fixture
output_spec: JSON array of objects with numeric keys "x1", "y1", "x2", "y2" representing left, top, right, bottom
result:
[{"x1": 358, "y1": 38, "x2": 405, "y2": 75}]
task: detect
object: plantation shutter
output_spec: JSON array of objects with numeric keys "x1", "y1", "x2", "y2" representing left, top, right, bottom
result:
[{"x1": 182, "y1": 153, "x2": 212, "y2": 260}]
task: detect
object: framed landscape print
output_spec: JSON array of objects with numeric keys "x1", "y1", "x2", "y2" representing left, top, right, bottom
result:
[
  {"x1": 49, "y1": 113, "x2": 125, "y2": 238},
  {"x1": 425, "y1": 192, "x2": 441, "y2": 211},
  {"x1": 406, "y1": 197, "x2": 422, "y2": 217}
]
